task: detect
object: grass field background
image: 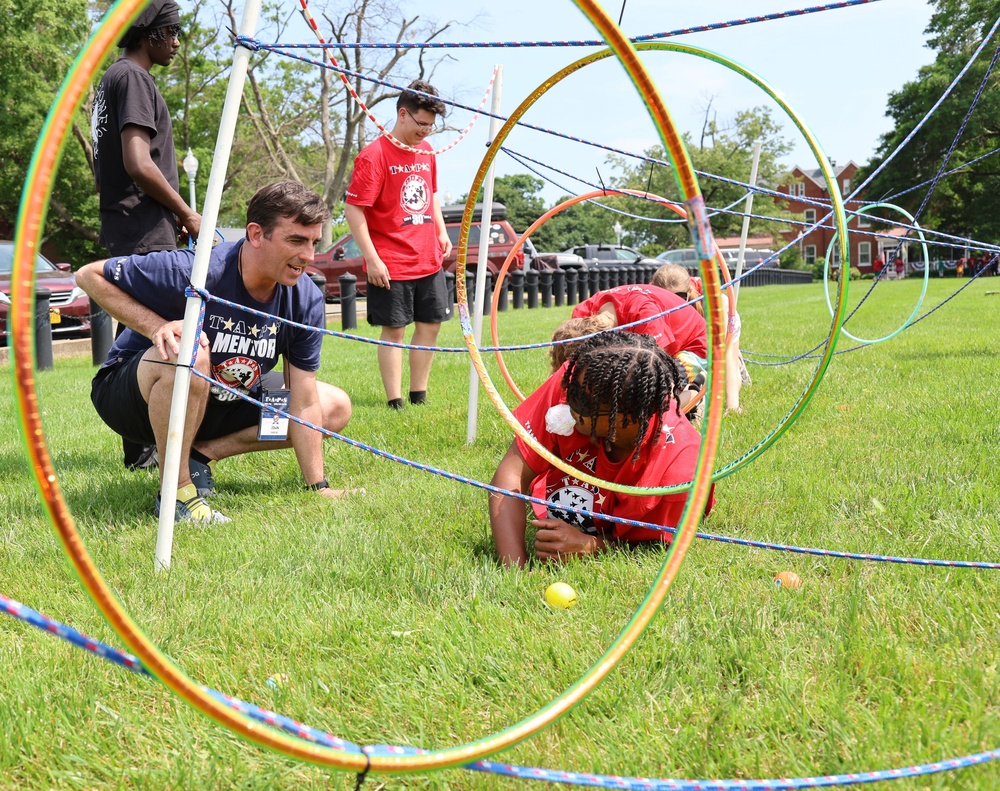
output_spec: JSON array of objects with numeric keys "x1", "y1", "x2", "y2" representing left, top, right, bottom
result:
[{"x1": 1, "y1": 276, "x2": 999, "y2": 790}]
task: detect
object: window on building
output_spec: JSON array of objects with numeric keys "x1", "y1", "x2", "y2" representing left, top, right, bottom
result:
[
  {"x1": 805, "y1": 245, "x2": 816, "y2": 264},
  {"x1": 804, "y1": 209, "x2": 816, "y2": 226},
  {"x1": 857, "y1": 211, "x2": 871, "y2": 228},
  {"x1": 843, "y1": 178, "x2": 851, "y2": 194},
  {"x1": 797, "y1": 183, "x2": 806, "y2": 197},
  {"x1": 858, "y1": 242, "x2": 871, "y2": 265}
]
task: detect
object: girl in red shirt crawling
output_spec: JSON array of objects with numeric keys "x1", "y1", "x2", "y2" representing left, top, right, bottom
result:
[{"x1": 490, "y1": 332, "x2": 715, "y2": 569}]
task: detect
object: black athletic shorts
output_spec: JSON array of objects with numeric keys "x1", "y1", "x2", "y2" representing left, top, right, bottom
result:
[
  {"x1": 366, "y1": 269, "x2": 451, "y2": 327},
  {"x1": 91, "y1": 351, "x2": 284, "y2": 445}
]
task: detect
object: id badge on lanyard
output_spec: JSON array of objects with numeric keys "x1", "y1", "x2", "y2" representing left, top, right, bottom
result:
[{"x1": 258, "y1": 389, "x2": 290, "y2": 441}]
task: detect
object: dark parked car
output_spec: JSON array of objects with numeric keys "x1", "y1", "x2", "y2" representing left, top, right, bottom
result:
[
  {"x1": 311, "y1": 202, "x2": 525, "y2": 302},
  {"x1": 0, "y1": 241, "x2": 91, "y2": 346},
  {"x1": 566, "y1": 243, "x2": 658, "y2": 266}
]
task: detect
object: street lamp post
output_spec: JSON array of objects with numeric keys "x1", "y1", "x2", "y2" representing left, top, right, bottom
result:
[{"x1": 182, "y1": 148, "x2": 199, "y2": 213}]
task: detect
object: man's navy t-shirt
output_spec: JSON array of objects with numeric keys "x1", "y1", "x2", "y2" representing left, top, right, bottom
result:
[{"x1": 100, "y1": 241, "x2": 325, "y2": 403}]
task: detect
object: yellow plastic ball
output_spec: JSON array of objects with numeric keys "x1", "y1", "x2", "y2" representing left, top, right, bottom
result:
[
  {"x1": 544, "y1": 582, "x2": 578, "y2": 609},
  {"x1": 774, "y1": 571, "x2": 803, "y2": 589}
]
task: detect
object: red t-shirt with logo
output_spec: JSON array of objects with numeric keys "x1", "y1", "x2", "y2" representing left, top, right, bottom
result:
[
  {"x1": 345, "y1": 135, "x2": 442, "y2": 281},
  {"x1": 571, "y1": 284, "x2": 707, "y2": 358},
  {"x1": 513, "y1": 366, "x2": 715, "y2": 545}
]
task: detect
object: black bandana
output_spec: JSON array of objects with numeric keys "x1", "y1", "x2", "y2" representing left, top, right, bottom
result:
[{"x1": 118, "y1": 1, "x2": 181, "y2": 48}]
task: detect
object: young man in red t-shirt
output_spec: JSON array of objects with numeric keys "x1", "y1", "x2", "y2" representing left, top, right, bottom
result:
[{"x1": 345, "y1": 80, "x2": 453, "y2": 410}]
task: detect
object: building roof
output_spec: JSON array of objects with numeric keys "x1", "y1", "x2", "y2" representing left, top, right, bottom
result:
[
  {"x1": 790, "y1": 161, "x2": 858, "y2": 189},
  {"x1": 714, "y1": 235, "x2": 774, "y2": 249}
]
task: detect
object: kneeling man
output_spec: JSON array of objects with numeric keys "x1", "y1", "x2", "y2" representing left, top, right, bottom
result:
[{"x1": 78, "y1": 180, "x2": 354, "y2": 522}]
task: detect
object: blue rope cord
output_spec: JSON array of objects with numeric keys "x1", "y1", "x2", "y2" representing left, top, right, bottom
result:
[
  {"x1": 264, "y1": 0, "x2": 881, "y2": 50},
  {"x1": 500, "y1": 146, "x2": 1000, "y2": 262},
  {"x1": 181, "y1": 364, "x2": 999, "y2": 570},
  {"x1": 878, "y1": 144, "x2": 1000, "y2": 204}
]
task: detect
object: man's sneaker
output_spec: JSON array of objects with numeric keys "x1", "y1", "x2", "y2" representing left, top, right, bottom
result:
[
  {"x1": 127, "y1": 444, "x2": 158, "y2": 471},
  {"x1": 190, "y1": 457, "x2": 216, "y2": 498},
  {"x1": 154, "y1": 484, "x2": 230, "y2": 524}
]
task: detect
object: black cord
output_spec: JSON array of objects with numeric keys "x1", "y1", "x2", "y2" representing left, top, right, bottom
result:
[
  {"x1": 618, "y1": 0, "x2": 628, "y2": 26},
  {"x1": 353, "y1": 751, "x2": 371, "y2": 791},
  {"x1": 596, "y1": 167, "x2": 608, "y2": 196}
]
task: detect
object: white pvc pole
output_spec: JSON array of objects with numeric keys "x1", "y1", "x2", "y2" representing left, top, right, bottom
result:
[
  {"x1": 155, "y1": 0, "x2": 263, "y2": 572},
  {"x1": 465, "y1": 65, "x2": 503, "y2": 445},
  {"x1": 732, "y1": 139, "x2": 763, "y2": 307}
]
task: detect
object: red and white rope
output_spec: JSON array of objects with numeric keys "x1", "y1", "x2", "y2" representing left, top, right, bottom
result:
[{"x1": 297, "y1": 0, "x2": 497, "y2": 156}]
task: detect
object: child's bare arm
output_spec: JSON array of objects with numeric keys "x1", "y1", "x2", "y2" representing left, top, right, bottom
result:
[{"x1": 489, "y1": 441, "x2": 536, "y2": 568}]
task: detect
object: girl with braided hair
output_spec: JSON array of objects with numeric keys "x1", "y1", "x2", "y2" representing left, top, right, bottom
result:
[{"x1": 490, "y1": 332, "x2": 715, "y2": 569}]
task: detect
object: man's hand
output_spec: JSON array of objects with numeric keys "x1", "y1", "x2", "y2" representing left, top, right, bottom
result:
[
  {"x1": 367, "y1": 257, "x2": 392, "y2": 290},
  {"x1": 316, "y1": 486, "x2": 366, "y2": 500},
  {"x1": 178, "y1": 211, "x2": 202, "y2": 243},
  {"x1": 532, "y1": 517, "x2": 604, "y2": 563},
  {"x1": 438, "y1": 230, "x2": 453, "y2": 258},
  {"x1": 150, "y1": 320, "x2": 209, "y2": 361}
]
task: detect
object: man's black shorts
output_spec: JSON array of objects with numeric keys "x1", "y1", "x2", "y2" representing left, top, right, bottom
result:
[
  {"x1": 367, "y1": 269, "x2": 451, "y2": 327},
  {"x1": 91, "y1": 351, "x2": 283, "y2": 445}
]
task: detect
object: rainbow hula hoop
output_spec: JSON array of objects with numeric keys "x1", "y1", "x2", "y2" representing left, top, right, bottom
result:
[
  {"x1": 12, "y1": 0, "x2": 718, "y2": 775},
  {"x1": 822, "y1": 202, "x2": 931, "y2": 344}
]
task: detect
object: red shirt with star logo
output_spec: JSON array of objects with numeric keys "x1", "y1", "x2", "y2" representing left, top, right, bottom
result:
[
  {"x1": 572, "y1": 284, "x2": 707, "y2": 358},
  {"x1": 345, "y1": 135, "x2": 442, "y2": 281},
  {"x1": 513, "y1": 367, "x2": 715, "y2": 545}
]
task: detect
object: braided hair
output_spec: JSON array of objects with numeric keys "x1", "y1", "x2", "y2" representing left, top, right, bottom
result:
[{"x1": 561, "y1": 332, "x2": 688, "y2": 462}]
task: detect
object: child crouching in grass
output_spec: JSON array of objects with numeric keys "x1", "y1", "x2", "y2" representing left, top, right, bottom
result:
[{"x1": 489, "y1": 332, "x2": 715, "y2": 569}]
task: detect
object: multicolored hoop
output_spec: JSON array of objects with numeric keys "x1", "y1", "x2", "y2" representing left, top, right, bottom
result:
[
  {"x1": 486, "y1": 188, "x2": 737, "y2": 404},
  {"x1": 821, "y1": 202, "x2": 931, "y2": 345}
]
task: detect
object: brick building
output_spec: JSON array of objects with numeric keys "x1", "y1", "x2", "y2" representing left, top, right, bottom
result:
[{"x1": 776, "y1": 161, "x2": 884, "y2": 273}]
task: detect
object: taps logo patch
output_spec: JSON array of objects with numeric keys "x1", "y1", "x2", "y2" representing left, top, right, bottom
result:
[
  {"x1": 546, "y1": 482, "x2": 598, "y2": 533},
  {"x1": 400, "y1": 174, "x2": 429, "y2": 215},
  {"x1": 211, "y1": 355, "x2": 261, "y2": 402}
]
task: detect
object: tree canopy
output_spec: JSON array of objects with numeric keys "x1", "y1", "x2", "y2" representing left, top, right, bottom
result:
[
  {"x1": 608, "y1": 105, "x2": 793, "y2": 255},
  {"x1": 859, "y1": 0, "x2": 1000, "y2": 253},
  {"x1": 2, "y1": 0, "x2": 457, "y2": 264}
]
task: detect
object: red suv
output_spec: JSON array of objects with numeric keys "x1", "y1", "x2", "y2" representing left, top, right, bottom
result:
[{"x1": 311, "y1": 202, "x2": 525, "y2": 301}]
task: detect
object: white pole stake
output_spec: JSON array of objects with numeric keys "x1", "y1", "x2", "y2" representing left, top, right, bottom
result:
[
  {"x1": 466, "y1": 65, "x2": 503, "y2": 445},
  {"x1": 733, "y1": 139, "x2": 763, "y2": 307},
  {"x1": 725, "y1": 139, "x2": 763, "y2": 410},
  {"x1": 154, "y1": 1, "x2": 263, "y2": 572}
]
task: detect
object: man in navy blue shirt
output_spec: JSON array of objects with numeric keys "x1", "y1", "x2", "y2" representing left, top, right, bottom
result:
[{"x1": 78, "y1": 181, "x2": 355, "y2": 523}]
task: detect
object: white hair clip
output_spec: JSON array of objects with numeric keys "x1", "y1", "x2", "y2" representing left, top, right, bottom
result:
[{"x1": 545, "y1": 403, "x2": 576, "y2": 436}]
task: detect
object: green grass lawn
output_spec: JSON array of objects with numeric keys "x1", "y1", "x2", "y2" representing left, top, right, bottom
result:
[{"x1": 1, "y1": 277, "x2": 999, "y2": 790}]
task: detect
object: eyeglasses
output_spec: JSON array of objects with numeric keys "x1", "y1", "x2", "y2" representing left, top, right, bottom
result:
[{"x1": 403, "y1": 109, "x2": 439, "y2": 132}]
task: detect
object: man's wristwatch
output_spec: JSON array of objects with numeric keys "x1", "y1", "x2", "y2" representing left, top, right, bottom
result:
[{"x1": 306, "y1": 478, "x2": 329, "y2": 491}]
